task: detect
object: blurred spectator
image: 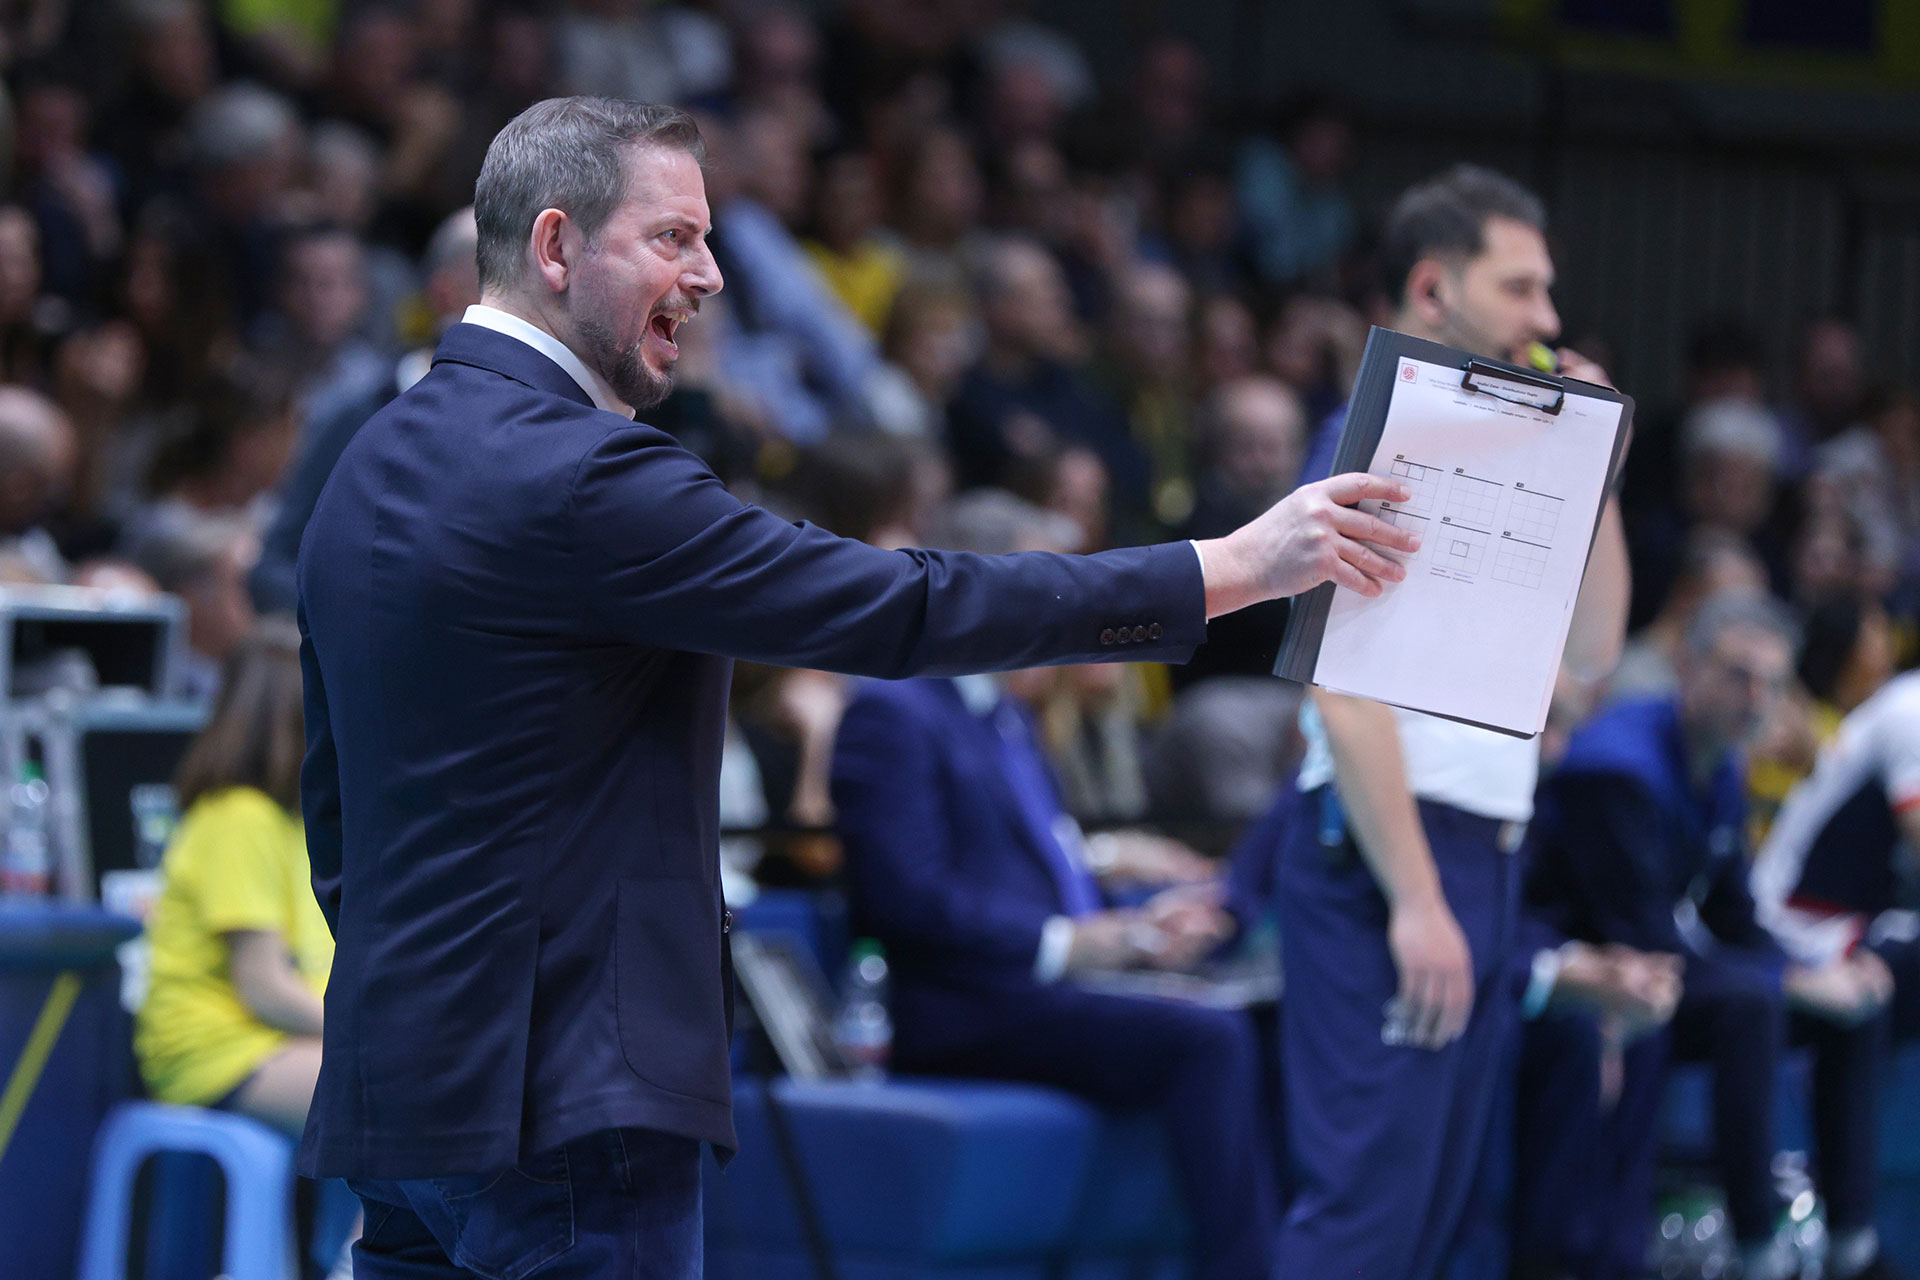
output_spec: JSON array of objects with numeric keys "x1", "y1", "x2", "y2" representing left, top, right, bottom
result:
[
  {"x1": 1237, "y1": 93, "x2": 1356, "y2": 289},
  {"x1": 713, "y1": 108, "x2": 883, "y2": 440},
  {"x1": 1192, "y1": 293, "x2": 1258, "y2": 395},
  {"x1": 891, "y1": 123, "x2": 987, "y2": 289},
  {"x1": 186, "y1": 81, "x2": 303, "y2": 321},
  {"x1": 1096, "y1": 260, "x2": 1196, "y2": 531},
  {"x1": 219, "y1": 0, "x2": 336, "y2": 89},
  {"x1": 1264, "y1": 293, "x2": 1366, "y2": 424},
  {"x1": 133, "y1": 618, "x2": 329, "y2": 1139},
  {"x1": 1034, "y1": 660, "x2": 1156, "y2": 823},
  {"x1": 729, "y1": 3, "x2": 830, "y2": 144},
  {"x1": 1518, "y1": 594, "x2": 1864, "y2": 1280},
  {"x1": 832, "y1": 488, "x2": 1274, "y2": 1280},
  {"x1": 553, "y1": 0, "x2": 730, "y2": 108},
  {"x1": 129, "y1": 509, "x2": 259, "y2": 701},
  {"x1": 302, "y1": 122, "x2": 416, "y2": 352},
  {"x1": 251, "y1": 205, "x2": 476, "y2": 614},
  {"x1": 1144, "y1": 676, "x2": 1305, "y2": 823},
  {"x1": 0, "y1": 203, "x2": 56, "y2": 386},
  {"x1": 947, "y1": 236, "x2": 1140, "y2": 502},
  {"x1": 0, "y1": 384, "x2": 77, "y2": 582},
  {"x1": 1609, "y1": 530, "x2": 1769, "y2": 703},
  {"x1": 1785, "y1": 314, "x2": 1870, "y2": 460},
  {"x1": 867, "y1": 281, "x2": 976, "y2": 437},
  {"x1": 1623, "y1": 318, "x2": 1767, "y2": 535},
  {"x1": 251, "y1": 224, "x2": 388, "y2": 426},
  {"x1": 1176, "y1": 376, "x2": 1305, "y2": 683},
  {"x1": 13, "y1": 62, "x2": 124, "y2": 306},
  {"x1": 803, "y1": 148, "x2": 906, "y2": 335},
  {"x1": 101, "y1": 0, "x2": 218, "y2": 209},
  {"x1": 1632, "y1": 397, "x2": 1791, "y2": 611},
  {"x1": 1752, "y1": 665, "x2": 1920, "y2": 1280}
]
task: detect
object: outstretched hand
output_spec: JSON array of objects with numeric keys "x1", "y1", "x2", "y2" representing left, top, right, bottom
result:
[{"x1": 1198, "y1": 472, "x2": 1423, "y2": 619}]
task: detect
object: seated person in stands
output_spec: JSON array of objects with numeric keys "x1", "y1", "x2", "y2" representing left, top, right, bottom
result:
[
  {"x1": 1750, "y1": 651, "x2": 1920, "y2": 1280},
  {"x1": 831, "y1": 489, "x2": 1273, "y2": 1280},
  {"x1": 1517, "y1": 593, "x2": 1886, "y2": 1280},
  {"x1": 134, "y1": 618, "x2": 329, "y2": 1138}
]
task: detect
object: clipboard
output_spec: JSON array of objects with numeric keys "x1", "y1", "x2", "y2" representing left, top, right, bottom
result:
[{"x1": 1273, "y1": 326, "x2": 1634, "y2": 739}]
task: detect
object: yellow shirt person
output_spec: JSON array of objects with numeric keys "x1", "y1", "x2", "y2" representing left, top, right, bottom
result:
[{"x1": 135, "y1": 785, "x2": 332, "y2": 1107}]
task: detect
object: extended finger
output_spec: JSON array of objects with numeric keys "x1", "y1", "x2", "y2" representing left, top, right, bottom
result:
[
  {"x1": 1318, "y1": 472, "x2": 1413, "y2": 508},
  {"x1": 1330, "y1": 504, "x2": 1421, "y2": 555},
  {"x1": 1335, "y1": 536, "x2": 1409, "y2": 588},
  {"x1": 1327, "y1": 555, "x2": 1387, "y2": 598},
  {"x1": 1410, "y1": 970, "x2": 1449, "y2": 1048}
]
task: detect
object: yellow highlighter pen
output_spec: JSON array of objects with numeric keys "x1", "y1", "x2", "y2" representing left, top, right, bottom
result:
[{"x1": 1525, "y1": 341, "x2": 1558, "y2": 373}]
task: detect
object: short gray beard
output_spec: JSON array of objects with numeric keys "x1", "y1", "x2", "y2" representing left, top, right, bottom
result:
[{"x1": 577, "y1": 313, "x2": 672, "y2": 411}]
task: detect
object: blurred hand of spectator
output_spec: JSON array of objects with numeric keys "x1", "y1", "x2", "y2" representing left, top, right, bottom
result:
[
  {"x1": 1141, "y1": 881, "x2": 1234, "y2": 969},
  {"x1": 1551, "y1": 942, "x2": 1681, "y2": 1040},
  {"x1": 1090, "y1": 831, "x2": 1215, "y2": 888},
  {"x1": 1785, "y1": 953, "x2": 1894, "y2": 1026},
  {"x1": 1062, "y1": 908, "x2": 1171, "y2": 973}
]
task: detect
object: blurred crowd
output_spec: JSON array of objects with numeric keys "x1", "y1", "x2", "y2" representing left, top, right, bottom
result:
[{"x1": 14, "y1": 0, "x2": 1920, "y2": 1276}]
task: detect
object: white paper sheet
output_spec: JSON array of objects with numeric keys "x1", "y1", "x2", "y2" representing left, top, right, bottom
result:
[{"x1": 1312, "y1": 354, "x2": 1626, "y2": 736}]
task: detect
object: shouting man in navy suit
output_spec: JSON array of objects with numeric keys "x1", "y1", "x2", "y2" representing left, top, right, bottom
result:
[{"x1": 296, "y1": 96, "x2": 1417, "y2": 1279}]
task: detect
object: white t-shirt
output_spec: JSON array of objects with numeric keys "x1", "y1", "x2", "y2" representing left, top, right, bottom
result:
[
  {"x1": 1296, "y1": 699, "x2": 1541, "y2": 824},
  {"x1": 1752, "y1": 672, "x2": 1920, "y2": 965}
]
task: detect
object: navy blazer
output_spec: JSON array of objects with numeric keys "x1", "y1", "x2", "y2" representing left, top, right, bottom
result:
[
  {"x1": 833, "y1": 678, "x2": 1097, "y2": 994},
  {"x1": 295, "y1": 323, "x2": 1206, "y2": 1179}
]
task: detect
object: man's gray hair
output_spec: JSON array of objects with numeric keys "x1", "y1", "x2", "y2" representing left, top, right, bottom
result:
[
  {"x1": 190, "y1": 83, "x2": 299, "y2": 169},
  {"x1": 1684, "y1": 588, "x2": 1802, "y2": 660},
  {"x1": 473, "y1": 97, "x2": 705, "y2": 292},
  {"x1": 925, "y1": 489, "x2": 1081, "y2": 557}
]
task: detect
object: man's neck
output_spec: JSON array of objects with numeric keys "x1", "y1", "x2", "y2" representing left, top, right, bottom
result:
[{"x1": 478, "y1": 291, "x2": 566, "y2": 346}]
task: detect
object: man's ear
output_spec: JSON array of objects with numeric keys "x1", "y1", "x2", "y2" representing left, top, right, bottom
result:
[
  {"x1": 528, "y1": 207, "x2": 574, "y2": 296},
  {"x1": 1404, "y1": 257, "x2": 1449, "y2": 329}
]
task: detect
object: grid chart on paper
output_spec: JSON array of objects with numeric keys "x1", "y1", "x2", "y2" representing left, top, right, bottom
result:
[
  {"x1": 1507, "y1": 488, "x2": 1564, "y2": 545},
  {"x1": 1386, "y1": 458, "x2": 1440, "y2": 514},
  {"x1": 1443, "y1": 474, "x2": 1503, "y2": 530},
  {"x1": 1492, "y1": 537, "x2": 1551, "y2": 589},
  {"x1": 1433, "y1": 527, "x2": 1487, "y2": 576},
  {"x1": 1377, "y1": 508, "x2": 1431, "y2": 563}
]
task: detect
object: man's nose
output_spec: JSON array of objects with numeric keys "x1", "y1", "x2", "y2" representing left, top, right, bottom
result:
[{"x1": 685, "y1": 246, "x2": 723, "y2": 299}]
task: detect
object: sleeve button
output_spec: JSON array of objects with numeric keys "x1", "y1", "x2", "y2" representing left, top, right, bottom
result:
[
  {"x1": 1148, "y1": 623, "x2": 1163, "y2": 640},
  {"x1": 1132, "y1": 625, "x2": 1148, "y2": 642},
  {"x1": 1100, "y1": 628, "x2": 1116, "y2": 645}
]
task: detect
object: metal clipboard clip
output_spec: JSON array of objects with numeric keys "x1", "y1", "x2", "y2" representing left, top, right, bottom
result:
[{"x1": 1461, "y1": 359, "x2": 1565, "y2": 416}]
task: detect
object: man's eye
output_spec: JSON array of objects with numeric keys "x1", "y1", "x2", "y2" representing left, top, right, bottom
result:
[{"x1": 663, "y1": 229, "x2": 681, "y2": 244}]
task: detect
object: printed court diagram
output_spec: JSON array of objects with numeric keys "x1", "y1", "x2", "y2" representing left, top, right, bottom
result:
[
  {"x1": 1492, "y1": 485, "x2": 1564, "y2": 590},
  {"x1": 1442, "y1": 473, "x2": 1504, "y2": 531},
  {"x1": 1434, "y1": 526, "x2": 1488, "y2": 577},
  {"x1": 1385, "y1": 457, "x2": 1440, "y2": 514}
]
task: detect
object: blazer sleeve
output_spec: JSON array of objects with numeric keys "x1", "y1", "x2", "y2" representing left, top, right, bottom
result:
[
  {"x1": 831, "y1": 692, "x2": 1053, "y2": 970},
  {"x1": 569, "y1": 425, "x2": 1207, "y2": 676},
  {"x1": 296, "y1": 598, "x2": 345, "y2": 936}
]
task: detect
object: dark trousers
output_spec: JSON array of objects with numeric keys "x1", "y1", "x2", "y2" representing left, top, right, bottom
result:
[
  {"x1": 1512, "y1": 951, "x2": 1786, "y2": 1278},
  {"x1": 1274, "y1": 798, "x2": 1520, "y2": 1280},
  {"x1": 347, "y1": 1127, "x2": 702, "y2": 1280},
  {"x1": 893, "y1": 980, "x2": 1276, "y2": 1280}
]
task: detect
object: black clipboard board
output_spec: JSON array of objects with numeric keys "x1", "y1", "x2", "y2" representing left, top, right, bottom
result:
[{"x1": 1272, "y1": 326, "x2": 1634, "y2": 738}]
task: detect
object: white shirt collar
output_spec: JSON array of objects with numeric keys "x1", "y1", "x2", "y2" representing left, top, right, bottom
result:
[{"x1": 460, "y1": 304, "x2": 633, "y2": 418}]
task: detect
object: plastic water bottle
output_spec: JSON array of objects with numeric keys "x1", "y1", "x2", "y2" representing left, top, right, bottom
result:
[
  {"x1": 834, "y1": 939, "x2": 892, "y2": 1081},
  {"x1": 2, "y1": 765, "x2": 52, "y2": 900}
]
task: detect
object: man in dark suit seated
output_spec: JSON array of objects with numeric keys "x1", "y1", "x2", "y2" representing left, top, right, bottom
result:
[
  {"x1": 832, "y1": 490, "x2": 1274, "y2": 1280},
  {"x1": 1515, "y1": 593, "x2": 1889, "y2": 1280}
]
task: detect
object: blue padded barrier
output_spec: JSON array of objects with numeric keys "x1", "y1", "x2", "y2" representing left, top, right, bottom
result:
[{"x1": 710, "y1": 1078, "x2": 1099, "y2": 1275}]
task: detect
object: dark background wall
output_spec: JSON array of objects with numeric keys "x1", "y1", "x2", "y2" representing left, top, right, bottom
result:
[{"x1": 1024, "y1": 0, "x2": 1920, "y2": 411}]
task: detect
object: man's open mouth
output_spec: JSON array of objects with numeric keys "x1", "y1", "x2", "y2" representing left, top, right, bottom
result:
[{"x1": 647, "y1": 308, "x2": 694, "y2": 357}]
